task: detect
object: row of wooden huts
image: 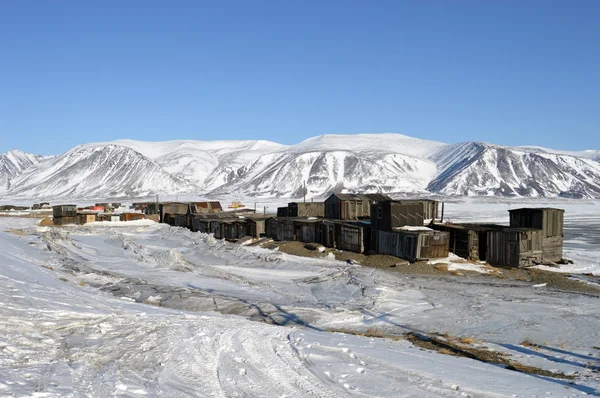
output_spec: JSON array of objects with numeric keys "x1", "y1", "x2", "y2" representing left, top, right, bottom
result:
[
  {"x1": 430, "y1": 207, "x2": 565, "y2": 267},
  {"x1": 122, "y1": 194, "x2": 566, "y2": 268},
  {"x1": 51, "y1": 205, "x2": 146, "y2": 225},
  {"x1": 158, "y1": 194, "x2": 451, "y2": 263}
]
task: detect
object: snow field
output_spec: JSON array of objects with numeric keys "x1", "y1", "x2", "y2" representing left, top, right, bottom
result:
[{"x1": 0, "y1": 216, "x2": 599, "y2": 396}]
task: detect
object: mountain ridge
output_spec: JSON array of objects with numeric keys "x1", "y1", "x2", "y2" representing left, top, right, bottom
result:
[{"x1": 1, "y1": 134, "x2": 599, "y2": 200}]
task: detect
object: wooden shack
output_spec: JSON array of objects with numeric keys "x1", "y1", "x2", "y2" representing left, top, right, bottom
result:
[
  {"x1": 161, "y1": 202, "x2": 190, "y2": 227},
  {"x1": 371, "y1": 229, "x2": 450, "y2": 262},
  {"x1": 221, "y1": 220, "x2": 247, "y2": 241},
  {"x1": 288, "y1": 202, "x2": 325, "y2": 218},
  {"x1": 53, "y1": 216, "x2": 78, "y2": 226},
  {"x1": 277, "y1": 207, "x2": 289, "y2": 217},
  {"x1": 134, "y1": 202, "x2": 160, "y2": 216},
  {"x1": 393, "y1": 199, "x2": 439, "y2": 221},
  {"x1": 371, "y1": 201, "x2": 425, "y2": 231},
  {"x1": 325, "y1": 193, "x2": 391, "y2": 220},
  {"x1": 190, "y1": 213, "x2": 229, "y2": 232},
  {"x1": 487, "y1": 228, "x2": 543, "y2": 267},
  {"x1": 277, "y1": 218, "x2": 296, "y2": 241},
  {"x1": 293, "y1": 219, "x2": 322, "y2": 243},
  {"x1": 321, "y1": 221, "x2": 370, "y2": 253},
  {"x1": 121, "y1": 213, "x2": 145, "y2": 222},
  {"x1": 508, "y1": 208, "x2": 564, "y2": 262},
  {"x1": 191, "y1": 217, "x2": 211, "y2": 233},
  {"x1": 336, "y1": 222, "x2": 371, "y2": 253},
  {"x1": 320, "y1": 221, "x2": 336, "y2": 248},
  {"x1": 246, "y1": 216, "x2": 268, "y2": 238},
  {"x1": 190, "y1": 201, "x2": 223, "y2": 214},
  {"x1": 265, "y1": 217, "x2": 279, "y2": 239},
  {"x1": 53, "y1": 205, "x2": 77, "y2": 218},
  {"x1": 77, "y1": 212, "x2": 98, "y2": 224},
  {"x1": 103, "y1": 214, "x2": 122, "y2": 222},
  {"x1": 429, "y1": 222, "x2": 502, "y2": 261},
  {"x1": 211, "y1": 219, "x2": 223, "y2": 238}
]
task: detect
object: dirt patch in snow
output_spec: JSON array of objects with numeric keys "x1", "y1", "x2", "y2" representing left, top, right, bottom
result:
[
  {"x1": 497, "y1": 268, "x2": 600, "y2": 295},
  {"x1": 261, "y1": 241, "x2": 600, "y2": 293},
  {"x1": 405, "y1": 332, "x2": 578, "y2": 381}
]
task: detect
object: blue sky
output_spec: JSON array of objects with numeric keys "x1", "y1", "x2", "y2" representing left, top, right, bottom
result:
[{"x1": 1, "y1": 0, "x2": 598, "y2": 155}]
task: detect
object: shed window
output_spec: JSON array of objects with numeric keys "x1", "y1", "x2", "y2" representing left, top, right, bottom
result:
[{"x1": 377, "y1": 207, "x2": 383, "y2": 219}]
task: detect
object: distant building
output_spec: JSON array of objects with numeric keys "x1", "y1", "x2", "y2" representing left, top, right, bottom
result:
[{"x1": 52, "y1": 205, "x2": 77, "y2": 218}]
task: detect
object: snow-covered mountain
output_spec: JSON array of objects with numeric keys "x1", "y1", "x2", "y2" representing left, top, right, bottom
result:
[
  {"x1": 209, "y1": 134, "x2": 442, "y2": 197},
  {"x1": 106, "y1": 139, "x2": 286, "y2": 189},
  {"x1": 2, "y1": 134, "x2": 600, "y2": 200},
  {"x1": 4, "y1": 145, "x2": 196, "y2": 199},
  {"x1": 0, "y1": 150, "x2": 48, "y2": 193},
  {"x1": 427, "y1": 142, "x2": 600, "y2": 198}
]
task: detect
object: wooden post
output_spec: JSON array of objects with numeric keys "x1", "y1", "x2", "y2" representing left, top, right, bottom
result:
[{"x1": 441, "y1": 202, "x2": 445, "y2": 223}]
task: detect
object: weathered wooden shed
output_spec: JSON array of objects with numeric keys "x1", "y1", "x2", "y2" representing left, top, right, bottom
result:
[
  {"x1": 190, "y1": 201, "x2": 223, "y2": 214},
  {"x1": 371, "y1": 229, "x2": 450, "y2": 262},
  {"x1": 53, "y1": 216, "x2": 78, "y2": 226},
  {"x1": 336, "y1": 222, "x2": 371, "y2": 253},
  {"x1": 371, "y1": 201, "x2": 425, "y2": 231},
  {"x1": 429, "y1": 222, "x2": 502, "y2": 261},
  {"x1": 121, "y1": 213, "x2": 145, "y2": 222},
  {"x1": 77, "y1": 212, "x2": 98, "y2": 224},
  {"x1": 277, "y1": 207, "x2": 289, "y2": 217},
  {"x1": 211, "y1": 219, "x2": 223, "y2": 238},
  {"x1": 53, "y1": 205, "x2": 77, "y2": 218},
  {"x1": 166, "y1": 214, "x2": 187, "y2": 228},
  {"x1": 133, "y1": 202, "x2": 160, "y2": 216},
  {"x1": 487, "y1": 228, "x2": 543, "y2": 267},
  {"x1": 161, "y1": 202, "x2": 191, "y2": 227},
  {"x1": 191, "y1": 217, "x2": 211, "y2": 233},
  {"x1": 288, "y1": 202, "x2": 325, "y2": 218},
  {"x1": 320, "y1": 221, "x2": 336, "y2": 248},
  {"x1": 246, "y1": 216, "x2": 268, "y2": 238},
  {"x1": 293, "y1": 219, "x2": 322, "y2": 243},
  {"x1": 221, "y1": 220, "x2": 247, "y2": 241},
  {"x1": 509, "y1": 208, "x2": 564, "y2": 262},
  {"x1": 324, "y1": 193, "x2": 391, "y2": 220},
  {"x1": 277, "y1": 218, "x2": 296, "y2": 241},
  {"x1": 265, "y1": 217, "x2": 279, "y2": 239},
  {"x1": 393, "y1": 199, "x2": 439, "y2": 221},
  {"x1": 321, "y1": 221, "x2": 370, "y2": 253},
  {"x1": 191, "y1": 213, "x2": 233, "y2": 232}
]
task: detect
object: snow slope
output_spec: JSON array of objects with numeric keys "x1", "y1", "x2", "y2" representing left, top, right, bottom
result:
[{"x1": 1, "y1": 217, "x2": 599, "y2": 396}]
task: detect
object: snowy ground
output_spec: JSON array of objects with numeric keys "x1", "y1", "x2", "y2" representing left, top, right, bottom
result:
[{"x1": 1, "y1": 216, "x2": 599, "y2": 397}]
